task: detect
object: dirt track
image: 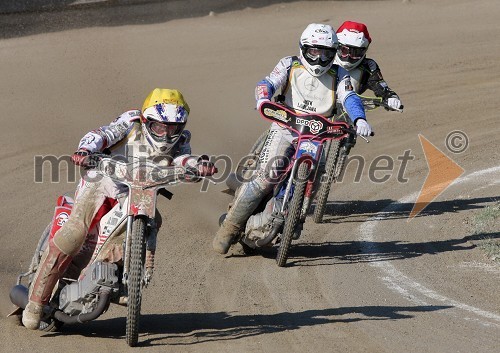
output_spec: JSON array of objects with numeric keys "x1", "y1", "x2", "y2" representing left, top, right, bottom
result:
[{"x1": 0, "y1": 1, "x2": 499, "y2": 352}]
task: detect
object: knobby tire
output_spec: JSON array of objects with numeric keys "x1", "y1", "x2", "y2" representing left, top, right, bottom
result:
[
  {"x1": 313, "y1": 140, "x2": 340, "y2": 223},
  {"x1": 126, "y1": 217, "x2": 146, "y2": 347},
  {"x1": 276, "y1": 162, "x2": 310, "y2": 267}
]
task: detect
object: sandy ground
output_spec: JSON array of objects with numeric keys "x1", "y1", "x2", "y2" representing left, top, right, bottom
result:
[{"x1": 0, "y1": 0, "x2": 499, "y2": 352}]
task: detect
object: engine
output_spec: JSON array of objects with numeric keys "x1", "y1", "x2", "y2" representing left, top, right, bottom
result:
[{"x1": 59, "y1": 261, "x2": 119, "y2": 315}]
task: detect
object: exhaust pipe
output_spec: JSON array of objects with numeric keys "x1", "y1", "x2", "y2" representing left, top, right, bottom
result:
[
  {"x1": 54, "y1": 289, "x2": 110, "y2": 324},
  {"x1": 9, "y1": 285, "x2": 29, "y2": 309},
  {"x1": 9, "y1": 284, "x2": 111, "y2": 324}
]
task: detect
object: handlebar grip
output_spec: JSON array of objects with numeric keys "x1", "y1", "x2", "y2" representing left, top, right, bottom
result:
[
  {"x1": 81, "y1": 153, "x2": 102, "y2": 169},
  {"x1": 341, "y1": 127, "x2": 375, "y2": 137}
]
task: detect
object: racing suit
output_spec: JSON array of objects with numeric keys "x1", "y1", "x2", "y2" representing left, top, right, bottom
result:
[
  {"x1": 334, "y1": 56, "x2": 401, "y2": 103},
  {"x1": 23, "y1": 110, "x2": 198, "y2": 329},
  {"x1": 212, "y1": 56, "x2": 366, "y2": 253}
]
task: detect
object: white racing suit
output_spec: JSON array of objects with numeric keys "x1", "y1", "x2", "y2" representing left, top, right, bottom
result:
[
  {"x1": 56, "y1": 110, "x2": 197, "y2": 257},
  {"x1": 24, "y1": 109, "x2": 199, "y2": 329},
  {"x1": 214, "y1": 56, "x2": 366, "y2": 252}
]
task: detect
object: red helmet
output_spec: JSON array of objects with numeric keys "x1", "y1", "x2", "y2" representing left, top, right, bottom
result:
[{"x1": 335, "y1": 21, "x2": 371, "y2": 70}]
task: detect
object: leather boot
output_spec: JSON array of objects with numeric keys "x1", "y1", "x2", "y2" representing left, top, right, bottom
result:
[
  {"x1": 212, "y1": 220, "x2": 241, "y2": 254},
  {"x1": 22, "y1": 241, "x2": 72, "y2": 330}
]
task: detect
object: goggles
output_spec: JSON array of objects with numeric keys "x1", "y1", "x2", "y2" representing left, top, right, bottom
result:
[
  {"x1": 148, "y1": 121, "x2": 184, "y2": 140},
  {"x1": 305, "y1": 47, "x2": 336, "y2": 63},
  {"x1": 337, "y1": 44, "x2": 367, "y2": 60}
]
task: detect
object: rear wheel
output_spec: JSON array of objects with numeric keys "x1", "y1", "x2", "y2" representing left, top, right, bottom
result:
[
  {"x1": 126, "y1": 217, "x2": 146, "y2": 347},
  {"x1": 313, "y1": 140, "x2": 340, "y2": 223},
  {"x1": 276, "y1": 162, "x2": 310, "y2": 267}
]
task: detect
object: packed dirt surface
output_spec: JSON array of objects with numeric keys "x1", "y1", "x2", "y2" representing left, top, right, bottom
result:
[{"x1": 0, "y1": 0, "x2": 499, "y2": 352}]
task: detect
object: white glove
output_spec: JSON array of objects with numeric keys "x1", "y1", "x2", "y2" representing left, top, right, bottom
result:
[
  {"x1": 256, "y1": 98, "x2": 270, "y2": 110},
  {"x1": 387, "y1": 97, "x2": 403, "y2": 112},
  {"x1": 355, "y1": 119, "x2": 372, "y2": 137}
]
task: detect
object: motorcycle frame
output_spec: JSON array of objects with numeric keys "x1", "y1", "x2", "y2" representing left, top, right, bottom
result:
[
  {"x1": 95, "y1": 158, "x2": 186, "y2": 286},
  {"x1": 258, "y1": 102, "x2": 349, "y2": 216}
]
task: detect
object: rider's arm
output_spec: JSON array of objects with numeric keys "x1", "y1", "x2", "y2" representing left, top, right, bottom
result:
[
  {"x1": 336, "y1": 68, "x2": 366, "y2": 123},
  {"x1": 77, "y1": 110, "x2": 140, "y2": 152},
  {"x1": 171, "y1": 131, "x2": 216, "y2": 178},
  {"x1": 255, "y1": 56, "x2": 293, "y2": 103},
  {"x1": 171, "y1": 131, "x2": 196, "y2": 166},
  {"x1": 363, "y1": 58, "x2": 400, "y2": 100}
]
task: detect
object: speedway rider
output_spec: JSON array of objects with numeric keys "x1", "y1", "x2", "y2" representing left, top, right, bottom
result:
[
  {"x1": 22, "y1": 88, "x2": 216, "y2": 330},
  {"x1": 212, "y1": 23, "x2": 370, "y2": 254},
  {"x1": 335, "y1": 21, "x2": 403, "y2": 111}
]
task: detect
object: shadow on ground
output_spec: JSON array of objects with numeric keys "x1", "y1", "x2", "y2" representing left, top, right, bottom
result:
[
  {"x1": 42, "y1": 304, "x2": 452, "y2": 345},
  {"x1": 249, "y1": 196, "x2": 499, "y2": 267},
  {"x1": 286, "y1": 231, "x2": 499, "y2": 267},
  {"x1": 320, "y1": 196, "x2": 500, "y2": 224}
]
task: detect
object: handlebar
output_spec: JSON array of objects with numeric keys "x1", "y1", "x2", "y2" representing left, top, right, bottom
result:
[
  {"x1": 341, "y1": 126, "x2": 375, "y2": 137},
  {"x1": 360, "y1": 95, "x2": 403, "y2": 112},
  {"x1": 340, "y1": 126, "x2": 374, "y2": 143},
  {"x1": 84, "y1": 153, "x2": 217, "y2": 186}
]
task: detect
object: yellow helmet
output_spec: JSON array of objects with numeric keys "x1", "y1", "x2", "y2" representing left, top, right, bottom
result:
[
  {"x1": 141, "y1": 88, "x2": 190, "y2": 153},
  {"x1": 142, "y1": 88, "x2": 190, "y2": 114}
]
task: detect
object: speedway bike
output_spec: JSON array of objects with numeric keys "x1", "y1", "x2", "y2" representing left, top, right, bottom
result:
[
  {"x1": 223, "y1": 101, "x2": 352, "y2": 266},
  {"x1": 9, "y1": 155, "x2": 209, "y2": 346}
]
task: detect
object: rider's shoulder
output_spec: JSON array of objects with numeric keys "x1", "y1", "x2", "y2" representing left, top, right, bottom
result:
[
  {"x1": 360, "y1": 58, "x2": 380, "y2": 72},
  {"x1": 327, "y1": 65, "x2": 339, "y2": 76},
  {"x1": 112, "y1": 110, "x2": 142, "y2": 125},
  {"x1": 278, "y1": 56, "x2": 300, "y2": 68}
]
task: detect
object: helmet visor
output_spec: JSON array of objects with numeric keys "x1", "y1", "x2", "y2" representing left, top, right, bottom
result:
[
  {"x1": 148, "y1": 121, "x2": 184, "y2": 141},
  {"x1": 337, "y1": 44, "x2": 367, "y2": 62},
  {"x1": 305, "y1": 47, "x2": 336, "y2": 64}
]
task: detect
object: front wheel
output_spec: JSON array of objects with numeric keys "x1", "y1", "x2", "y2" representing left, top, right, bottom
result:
[
  {"x1": 126, "y1": 217, "x2": 146, "y2": 347},
  {"x1": 276, "y1": 162, "x2": 310, "y2": 267},
  {"x1": 313, "y1": 140, "x2": 340, "y2": 223}
]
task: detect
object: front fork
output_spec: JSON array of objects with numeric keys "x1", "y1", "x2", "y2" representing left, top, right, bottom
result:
[
  {"x1": 301, "y1": 167, "x2": 320, "y2": 221},
  {"x1": 301, "y1": 134, "x2": 357, "y2": 218},
  {"x1": 122, "y1": 216, "x2": 157, "y2": 288}
]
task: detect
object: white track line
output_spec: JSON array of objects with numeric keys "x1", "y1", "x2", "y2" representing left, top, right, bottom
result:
[{"x1": 359, "y1": 166, "x2": 500, "y2": 325}]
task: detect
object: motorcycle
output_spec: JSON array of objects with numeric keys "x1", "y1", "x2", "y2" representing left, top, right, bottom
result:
[
  {"x1": 312, "y1": 96, "x2": 399, "y2": 223},
  {"x1": 222, "y1": 101, "x2": 352, "y2": 267},
  {"x1": 9, "y1": 155, "x2": 209, "y2": 346}
]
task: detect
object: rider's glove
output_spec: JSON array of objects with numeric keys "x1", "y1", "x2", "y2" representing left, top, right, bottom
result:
[
  {"x1": 385, "y1": 97, "x2": 404, "y2": 112},
  {"x1": 196, "y1": 158, "x2": 217, "y2": 177},
  {"x1": 355, "y1": 119, "x2": 373, "y2": 137},
  {"x1": 71, "y1": 149, "x2": 90, "y2": 166}
]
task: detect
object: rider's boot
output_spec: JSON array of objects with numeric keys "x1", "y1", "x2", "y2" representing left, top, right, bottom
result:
[
  {"x1": 212, "y1": 177, "x2": 269, "y2": 254},
  {"x1": 22, "y1": 240, "x2": 72, "y2": 330},
  {"x1": 212, "y1": 219, "x2": 241, "y2": 254}
]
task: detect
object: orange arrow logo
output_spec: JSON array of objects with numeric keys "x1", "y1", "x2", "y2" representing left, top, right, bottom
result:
[{"x1": 409, "y1": 134, "x2": 465, "y2": 219}]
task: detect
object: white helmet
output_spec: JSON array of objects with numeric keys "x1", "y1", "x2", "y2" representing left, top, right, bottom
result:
[
  {"x1": 141, "y1": 88, "x2": 189, "y2": 153},
  {"x1": 335, "y1": 21, "x2": 371, "y2": 70},
  {"x1": 299, "y1": 23, "x2": 338, "y2": 77}
]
